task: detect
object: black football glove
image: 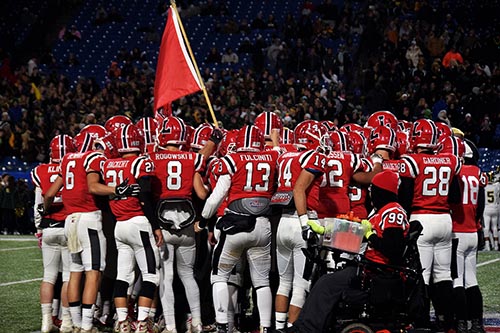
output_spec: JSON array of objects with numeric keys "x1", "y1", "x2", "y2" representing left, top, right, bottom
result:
[
  {"x1": 37, "y1": 203, "x2": 47, "y2": 217},
  {"x1": 209, "y1": 128, "x2": 224, "y2": 145},
  {"x1": 115, "y1": 179, "x2": 141, "y2": 198}
]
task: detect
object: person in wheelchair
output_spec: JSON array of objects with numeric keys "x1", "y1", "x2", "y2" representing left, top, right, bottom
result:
[{"x1": 289, "y1": 170, "x2": 417, "y2": 333}]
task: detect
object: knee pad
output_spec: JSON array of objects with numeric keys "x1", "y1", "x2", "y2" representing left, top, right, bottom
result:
[
  {"x1": 290, "y1": 286, "x2": 307, "y2": 308},
  {"x1": 138, "y1": 281, "x2": 157, "y2": 300},
  {"x1": 276, "y1": 279, "x2": 292, "y2": 297},
  {"x1": 114, "y1": 280, "x2": 129, "y2": 298}
]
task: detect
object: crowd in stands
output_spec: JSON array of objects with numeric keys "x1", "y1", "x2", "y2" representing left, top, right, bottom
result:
[{"x1": 0, "y1": 0, "x2": 500, "y2": 234}]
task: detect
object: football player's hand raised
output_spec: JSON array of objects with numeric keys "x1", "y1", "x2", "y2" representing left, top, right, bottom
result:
[
  {"x1": 115, "y1": 179, "x2": 141, "y2": 198},
  {"x1": 210, "y1": 128, "x2": 224, "y2": 145}
]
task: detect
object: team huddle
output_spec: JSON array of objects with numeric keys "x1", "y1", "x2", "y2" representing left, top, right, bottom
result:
[{"x1": 30, "y1": 110, "x2": 499, "y2": 333}]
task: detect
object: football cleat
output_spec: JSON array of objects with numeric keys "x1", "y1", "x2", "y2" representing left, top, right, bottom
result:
[
  {"x1": 160, "y1": 328, "x2": 178, "y2": 333},
  {"x1": 134, "y1": 320, "x2": 151, "y2": 333},
  {"x1": 114, "y1": 319, "x2": 131, "y2": 333}
]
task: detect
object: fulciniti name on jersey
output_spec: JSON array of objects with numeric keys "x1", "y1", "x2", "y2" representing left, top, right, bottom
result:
[{"x1": 240, "y1": 154, "x2": 273, "y2": 162}]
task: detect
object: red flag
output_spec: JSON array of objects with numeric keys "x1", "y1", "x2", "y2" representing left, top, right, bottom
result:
[{"x1": 154, "y1": 7, "x2": 202, "y2": 113}]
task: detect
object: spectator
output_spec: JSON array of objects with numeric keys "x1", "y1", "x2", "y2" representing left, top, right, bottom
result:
[
  {"x1": 0, "y1": 175, "x2": 20, "y2": 235},
  {"x1": 426, "y1": 31, "x2": 445, "y2": 58},
  {"x1": 221, "y1": 48, "x2": 238, "y2": 64},
  {"x1": 459, "y1": 113, "x2": 478, "y2": 144},
  {"x1": 442, "y1": 46, "x2": 463, "y2": 68},
  {"x1": 66, "y1": 53, "x2": 80, "y2": 67},
  {"x1": 108, "y1": 61, "x2": 121, "y2": 79},
  {"x1": 94, "y1": 4, "x2": 108, "y2": 25},
  {"x1": 238, "y1": 37, "x2": 253, "y2": 54},
  {"x1": 206, "y1": 47, "x2": 221, "y2": 63},
  {"x1": 251, "y1": 11, "x2": 266, "y2": 30},
  {"x1": 406, "y1": 40, "x2": 423, "y2": 68}
]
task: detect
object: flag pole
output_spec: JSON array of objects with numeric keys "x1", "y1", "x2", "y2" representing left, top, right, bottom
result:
[{"x1": 169, "y1": 0, "x2": 219, "y2": 128}]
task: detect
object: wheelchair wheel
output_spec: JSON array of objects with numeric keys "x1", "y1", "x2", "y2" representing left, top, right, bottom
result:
[{"x1": 340, "y1": 323, "x2": 375, "y2": 333}]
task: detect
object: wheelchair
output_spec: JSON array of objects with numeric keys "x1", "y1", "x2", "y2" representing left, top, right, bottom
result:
[{"x1": 302, "y1": 220, "x2": 429, "y2": 333}]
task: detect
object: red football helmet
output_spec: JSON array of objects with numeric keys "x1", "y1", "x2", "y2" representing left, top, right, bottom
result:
[
  {"x1": 114, "y1": 124, "x2": 144, "y2": 153},
  {"x1": 93, "y1": 132, "x2": 119, "y2": 158},
  {"x1": 236, "y1": 125, "x2": 265, "y2": 152},
  {"x1": 136, "y1": 117, "x2": 158, "y2": 153},
  {"x1": 435, "y1": 121, "x2": 452, "y2": 138},
  {"x1": 157, "y1": 117, "x2": 187, "y2": 147},
  {"x1": 218, "y1": 129, "x2": 239, "y2": 156},
  {"x1": 105, "y1": 115, "x2": 133, "y2": 133},
  {"x1": 369, "y1": 126, "x2": 397, "y2": 153},
  {"x1": 366, "y1": 111, "x2": 398, "y2": 130},
  {"x1": 191, "y1": 123, "x2": 214, "y2": 151},
  {"x1": 329, "y1": 130, "x2": 349, "y2": 152},
  {"x1": 80, "y1": 124, "x2": 107, "y2": 139},
  {"x1": 438, "y1": 135, "x2": 465, "y2": 157},
  {"x1": 281, "y1": 127, "x2": 295, "y2": 144},
  {"x1": 340, "y1": 123, "x2": 364, "y2": 133},
  {"x1": 294, "y1": 120, "x2": 330, "y2": 151},
  {"x1": 395, "y1": 131, "x2": 410, "y2": 158},
  {"x1": 397, "y1": 120, "x2": 413, "y2": 133},
  {"x1": 410, "y1": 119, "x2": 439, "y2": 150},
  {"x1": 321, "y1": 120, "x2": 338, "y2": 132},
  {"x1": 346, "y1": 131, "x2": 367, "y2": 156},
  {"x1": 49, "y1": 135, "x2": 75, "y2": 162},
  {"x1": 183, "y1": 125, "x2": 195, "y2": 151},
  {"x1": 254, "y1": 111, "x2": 283, "y2": 139},
  {"x1": 74, "y1": 132, "x2": 94, "y2": 153}
]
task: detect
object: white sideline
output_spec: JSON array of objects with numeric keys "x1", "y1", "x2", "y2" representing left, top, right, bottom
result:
[
  {"x1": 0, "y1": 237, "x2": 37, "y2": 241},
  {"x1": 0, "y1": 246, "x2": 38, "y2": 251},
  {"x1": 0, "y1": 278, "x2": 42, "y2": 287},
  {"x1": 477, "y1": 258, "x2": 500, "y2": 267}
]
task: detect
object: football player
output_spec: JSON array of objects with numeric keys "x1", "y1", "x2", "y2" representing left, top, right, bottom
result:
[
  {"x1": 101, "y1": 125, "x2": 163, "y2": 333},
  {"x1": 271, "y1": 120, "x2": 328, "y2": 329},
  {"x1": 150, "y1": 117, "x2": 208, "y2": 333},
  {"x1": 199, "y1": 125, "x2": 278, "y2": 333},
  {"x1": 317, "y1": 129, "x2": 382, "y2": 219},
  {"x1": 43, "y1": 130, "x2": 138, "y2": 333},
  {"x1": 254, "y1": 111, "x2": 283, "y2": 149},
  {"x1": 399, "y1": 119, "x2": 462, "y2": 331},
  {"x1": 441, "y1": 136, "x2": 487, "y2": 333},
  {"x1": 32, "y1": 135, "x2": 76, "y2": 333},
  {"x1": 483, "y1": 171, "x2": 500, "y2": 251}
]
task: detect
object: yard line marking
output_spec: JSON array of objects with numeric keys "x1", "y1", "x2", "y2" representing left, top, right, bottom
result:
[
  {"x1": 0, "y1": 278, "x2": 42, "y2": 287},
  {"x1": 0, "y1": 237, "x2": 37, "y2": 242},
  {"x1": 0, "y1": 246, "x2": 38, "y2": 251},
  {"x1": 477, "y1": 258, "x2": 500, "y2": 267}
]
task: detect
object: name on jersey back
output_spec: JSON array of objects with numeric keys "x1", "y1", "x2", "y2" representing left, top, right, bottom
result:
[{"x1": 422, "y1": 156, "x2": 451, "y2": 164}]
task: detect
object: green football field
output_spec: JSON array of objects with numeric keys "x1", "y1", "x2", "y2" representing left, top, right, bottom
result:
[{"x1": 1, "y1": 235, "x2": 500, "y2": 333}]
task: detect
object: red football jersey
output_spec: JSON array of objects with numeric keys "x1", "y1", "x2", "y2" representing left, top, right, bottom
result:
[
  {"x1": 349, "y1": 186, "x2": 369, "y2": 219},
  {"x1": 218, "y1": 150, "x2": 279, "y2": 204},
  {"x1": 317, "y1": 151, "x2": 364, "y2": 218},
  {"x1": 365, "y1": 202, "x2": 409, "y2": 265},
  {"x1": 206, "y1": 156, "x2": 228, "y2": 218},
  {"x1": 60, "y1": 151, "x2": 107, "y2": 214},
  {"x1": 31, "y1": 163, "x2": 66, "y2": 222},
  {"x1": 150, "y1": 150, "x2": 205, "y2": 200},
  {"x1": 102, "y1": 155, "x2": 154, "y2": 221},
  {"x1": 451, "y1": 165, "x2": 487, "y2": 233},
  {"x1": 400, "y1": 153, "x2": 461, "y2": 214},
  {"x1": 276, "y1": 149, "x2": 326, "y2": 212},
  {"x1": 349, "y1": 157, "x2": 373, "y2": 219}
]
